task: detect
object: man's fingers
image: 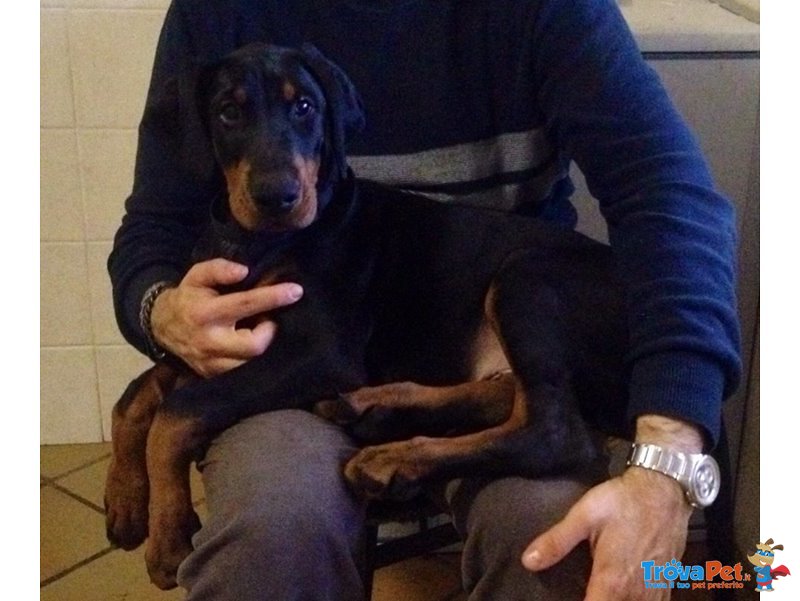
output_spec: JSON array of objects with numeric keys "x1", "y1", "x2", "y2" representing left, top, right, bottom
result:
[
  {"x1": 187, "y1": 323, "x2": 278, "y2": 377},
  {"x1": 195, "y1": 356, "x2": 247, "y2": 378},
  {"x1": 522, "y1": 500, "x2": 595, "y2": 572},
  {"x1": 184, "y1": 258, "x2": 249, "y2": 288},
  {"x1": 211, "y1": 283, "x2": 304, "y2": 322},
  {"x1": 230, "y1": 321, "x2": 278, "y2": 358}
]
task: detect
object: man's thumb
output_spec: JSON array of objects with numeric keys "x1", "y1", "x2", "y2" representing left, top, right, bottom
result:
[{"x1": 522, "y1": 508, "x2": 590, "y2": 572}]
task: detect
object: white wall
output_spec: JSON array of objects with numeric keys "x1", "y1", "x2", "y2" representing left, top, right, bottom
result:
[{"x1": 41, "y1": 0, "x2": 170, "y2": 443}]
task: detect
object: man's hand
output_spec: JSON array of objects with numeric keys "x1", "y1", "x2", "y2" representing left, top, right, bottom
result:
[
  {"x1": 150, "y1": 258, "x2": 304, "y2": 378},
  {"x1": 522, "y1": 415, "x2": 704, "y2": 600}
]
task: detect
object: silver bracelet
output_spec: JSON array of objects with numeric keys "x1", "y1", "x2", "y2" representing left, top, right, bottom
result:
[{"x1": 139, "y1": 280, "x2": 175, "y2": 361}]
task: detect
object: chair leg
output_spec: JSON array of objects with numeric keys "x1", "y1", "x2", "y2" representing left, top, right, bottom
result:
[
  {"x1": 373, "y1": 522, "x2": 460, "y2": 569},
  {"x1": 361, "y1": 523, "x2": 380, "y2": 600}
]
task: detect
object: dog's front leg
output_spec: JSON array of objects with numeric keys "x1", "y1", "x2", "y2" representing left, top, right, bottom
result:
[
  {"x1": 144, "y1": 410, "x2": 204, "y2": 590},
  {"x1": 105, "y1": 364, "x2": 179, "y2": 551},
  {"x1": 344, "y1": 431, "x2": 510, "y2": 501},
  {"x1": 314, "y1": 376, "x2": 515, "y2": 443}
]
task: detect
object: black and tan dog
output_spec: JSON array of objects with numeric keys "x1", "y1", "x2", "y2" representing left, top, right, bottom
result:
[{"x1": 105, "y1": 43, "x2": 630, "y2": 589}]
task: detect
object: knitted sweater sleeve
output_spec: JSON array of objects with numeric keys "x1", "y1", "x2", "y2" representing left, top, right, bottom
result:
[{"x1": 529, "y1": 0, "x2": 741, "y2": 445}]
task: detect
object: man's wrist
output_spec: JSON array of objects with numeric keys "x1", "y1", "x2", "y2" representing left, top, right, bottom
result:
[
  {"x1": 139, "y1": 280, "x2": 176, "y2": 361},
  {"x1": 629, "y1": 415, "x2": 720, "y2": 508},
  {"x1": 634, "y1": 414, "x2": 704, "y2": 454}
]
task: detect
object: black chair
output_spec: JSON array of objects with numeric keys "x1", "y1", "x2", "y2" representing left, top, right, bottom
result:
[{"x1": 362, "y1": 498, "x2": 461, "y2": 599}]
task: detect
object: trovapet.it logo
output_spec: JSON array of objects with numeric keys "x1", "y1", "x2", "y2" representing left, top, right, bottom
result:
[{"x1": 641, "y1": 559, "x2": 749, "y2": 591}]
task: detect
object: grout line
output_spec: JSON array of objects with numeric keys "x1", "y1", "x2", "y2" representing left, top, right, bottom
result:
[
  {"x1": 43, "y1": 450, "x2": 112, "y2": 482},
  {"x1": 40, "y1": 239, "x2": 116, "y2": 246},
  {"x1": 62, "y1": 7, "x2": 169, "y2": 14},
  {"x1": 42, "y1": 125, "x2": 138, "y2": 132},
  {"x1": 40, "y1": 546, "x2": 116, "y2": 588},
  {"x1": 40, "y1": 240, "x2": 87, "y2": 247},
  {"x1": 41, "y1": 343, "x2": 129, "y2": 350},
  {"x1": 41, "y1": 344, "x2": 110, "y2": 353},
  {"x1": 48, "y1": 480, "x2": 107, "y2": 515}
]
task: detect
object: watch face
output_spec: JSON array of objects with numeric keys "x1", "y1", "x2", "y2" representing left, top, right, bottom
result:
[{"x1": 690, "y1": 456, "x2": 721, "y2": 507}]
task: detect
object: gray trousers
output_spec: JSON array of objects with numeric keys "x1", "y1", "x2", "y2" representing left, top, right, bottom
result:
[{"x1": 176, "y1": 410, "x2": 597, "y2": 600}]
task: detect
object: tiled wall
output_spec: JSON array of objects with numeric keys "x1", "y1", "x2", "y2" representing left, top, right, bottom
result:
[{"x1": 41, "y1": 0, "x2": 170, "y2": 443}]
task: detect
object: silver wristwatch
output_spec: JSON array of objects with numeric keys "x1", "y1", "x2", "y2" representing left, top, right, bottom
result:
[{"x1": 626, "y1": 443, "x2": 720, "y2": 508}]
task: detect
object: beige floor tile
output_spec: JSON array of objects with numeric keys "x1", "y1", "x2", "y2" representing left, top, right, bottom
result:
[
  {"x1": 58, "y1": 457, "x2": 110, "y2": 510},
  {"x1": 55, "y1": 450, "x2": 205, "y2": 508},
  {"x1": 41, "y1": 443, "x2": 111, "y2": 480},
  {"x1": 373, "y1": 555, "x2": 463, "y2": 601},
  {"x1": 41, "y1": 545, "x2": 185, "y2": 601},
  {"x1": 41, "y1": 487, "x2": 110, "y2": 582}
]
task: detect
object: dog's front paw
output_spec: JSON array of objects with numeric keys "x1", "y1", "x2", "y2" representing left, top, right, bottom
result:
[
  {"x1": 313, "y1": 393, "x2": 396, "y2": 443},
  {"x1": 313, "y1": 393, "x2": 363, "y2": 426},
  {"x1": 104, "y1": 458, "x2": 149, "y2": 550},
  {"x1": 344, "y1": 440, "x2": 429, "y2": 501},
  {"x1": 145, "y1": 508, "x2": 201, "y2": 590},
  {"x1": 315, "y1": 386, "x2": 421, "y2": 444}
]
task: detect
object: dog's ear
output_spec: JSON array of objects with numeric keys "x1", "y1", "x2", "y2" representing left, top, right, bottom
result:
[
  {"x1": 297, "y1": 43, "x2": 365, "y2": 181},
  {"x1": 140, "y1": 64, "x2": 218, "y2": 182}
]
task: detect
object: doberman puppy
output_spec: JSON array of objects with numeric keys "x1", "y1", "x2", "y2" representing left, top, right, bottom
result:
[{"x1": 104, "y1": 43, "x2": 630, "y2": 589}]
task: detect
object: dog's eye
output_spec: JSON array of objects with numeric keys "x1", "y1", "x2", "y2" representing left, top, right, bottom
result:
[
  {"x1": 219, "y1": 103, "x2": 243, "y2": 126},
  {"x1": 293, "y1": 97, "x2": 315, "y2": 118}
]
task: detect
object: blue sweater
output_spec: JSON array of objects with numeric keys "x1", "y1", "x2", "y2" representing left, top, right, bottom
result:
[{"x1": 109, "y1": 0, "x2": 741, "y2": 445}]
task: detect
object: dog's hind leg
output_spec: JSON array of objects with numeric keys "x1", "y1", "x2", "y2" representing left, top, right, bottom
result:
[
  {"x1": 474, "y1": 250, "x2": 599, "y2": 476},
  {"x1": 105, "y1": 364, "x2": 179, "y2": 550},
  {"x1": 344, "y1": 251, "x2": 599, "y2": 500},
  {"x1": 144, "y1": 409, "x2": 205, "y2": 589}
]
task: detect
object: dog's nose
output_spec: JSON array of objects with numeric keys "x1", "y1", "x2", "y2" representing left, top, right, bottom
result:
[{"x1": 253, "y1": 179, "x2": 300, "y2": 215}]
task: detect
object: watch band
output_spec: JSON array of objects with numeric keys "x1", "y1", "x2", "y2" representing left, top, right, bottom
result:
[
  {"x1": 626, "y1": 442, "x2": 720, "y2": 508},
  {"x1": 627, "y1": 442, "x2": 690, "y2": 482}
]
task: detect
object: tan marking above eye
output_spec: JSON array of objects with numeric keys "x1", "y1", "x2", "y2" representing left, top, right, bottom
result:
[{"x1": 282, "y1": 81, "x2": 297, "y2": 101}]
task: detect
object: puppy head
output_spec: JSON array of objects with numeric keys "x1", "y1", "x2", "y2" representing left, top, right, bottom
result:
[{"x1": 196, "y1": 43, "x2": 364, "y2": 232}]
